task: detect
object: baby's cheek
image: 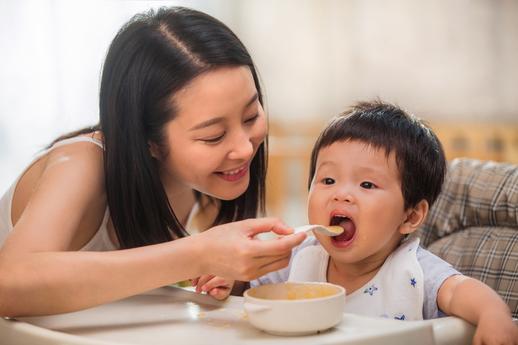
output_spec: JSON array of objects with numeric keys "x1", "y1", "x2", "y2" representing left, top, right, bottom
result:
[{"x1": 307, "y1": 196, "x2": 323, "y2": 225}]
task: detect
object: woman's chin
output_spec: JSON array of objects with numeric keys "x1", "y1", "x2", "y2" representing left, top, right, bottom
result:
[{"x1": 205, "y1": 176, "x2": 250, "y2": 200}]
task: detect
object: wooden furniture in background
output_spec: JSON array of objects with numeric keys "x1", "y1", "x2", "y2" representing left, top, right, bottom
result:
[{"x1": 266, "y1": 121, "x2": 518, "y2": 218}]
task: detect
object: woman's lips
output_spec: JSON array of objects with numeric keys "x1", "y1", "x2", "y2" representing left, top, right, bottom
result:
[{"x1": 216, "y1": 164, "x2": 249, "y2": 182}]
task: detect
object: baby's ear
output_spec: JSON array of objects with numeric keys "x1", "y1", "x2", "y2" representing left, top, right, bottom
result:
[{"x1": 399, "y1": 200, "x2": 429, "y2": 235}]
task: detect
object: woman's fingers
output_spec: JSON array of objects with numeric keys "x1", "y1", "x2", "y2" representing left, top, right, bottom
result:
[
  {"x1": 256, "y1": 255, "x2": 291, "y2": 277},
  {"x1": 251, "y1": 232, "x2": 307, "y2": 257},
  {"x1": 199, "y1": 217, "x2": 305, "y2": 281},
  {"x1": 252, "y1": 253, "x2": 290, "y2": 266},
  {"x1": 237, "y1": 217, "x2": 306, "y2": 256},
  {"x1": 241, "y1": 217, "x2": 293, "y2": 237}
]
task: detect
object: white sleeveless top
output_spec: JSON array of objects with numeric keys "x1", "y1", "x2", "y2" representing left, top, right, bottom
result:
[
  {"x1": 288, "y1": 237, "x2": 425, "y2": 320},
  {"x1": 0, "y1": 136, "x2": 202, "y2": 251}
]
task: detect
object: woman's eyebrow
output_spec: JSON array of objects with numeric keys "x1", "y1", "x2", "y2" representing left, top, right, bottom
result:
[
  {"x1": 189, "y1": 93, "x2": 259, "y2": 131},
  {"x1": 189, "y1": 117, "x2": 224, "y2": 131},
  {"x1": 243, "y1": 93, "x2": 258, "y2": 111}
]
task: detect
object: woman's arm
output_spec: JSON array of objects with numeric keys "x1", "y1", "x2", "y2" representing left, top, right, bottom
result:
[
  {"x1": 0, "y1": 237, "x2": 206, "y2": 316},
  {"x1": 0, "y1": 143, "x2": 201, "y2": 316},
  {"x1": 0, "y1": 218, "x2": 302, "y2": 317},
  {"x1": 0, "y1": 144, "x2": 305, "y2": 316},
  {"x1": 438, "y1": 275, "x2": 518, "y2": 344}
]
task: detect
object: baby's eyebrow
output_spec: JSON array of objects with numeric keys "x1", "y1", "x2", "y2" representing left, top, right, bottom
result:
[
  {"x1": 355, "y1": 165, "x2": 386, "y2": 176},
  {"x1": 317, "y1": 160, "x2": 338, "y2": 169},
  {"x1": 357, "y1": 165, "x2": 377, "y2": 171}
]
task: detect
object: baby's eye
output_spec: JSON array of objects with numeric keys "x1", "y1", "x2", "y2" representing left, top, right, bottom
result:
[
  {"x1": 360, "y1": 181, "x2": 376, "y2": 189},
  {"x1": 322, "y1": 177, "x2": 335, "y2": 185}
]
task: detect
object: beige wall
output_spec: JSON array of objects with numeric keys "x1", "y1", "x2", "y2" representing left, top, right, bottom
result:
[
  {"x1": 224, "y1": 0, "x2": 518, "y2": 222},
  {"x1": 232, "y1": 0, "x2": 518, "y2": 123}
]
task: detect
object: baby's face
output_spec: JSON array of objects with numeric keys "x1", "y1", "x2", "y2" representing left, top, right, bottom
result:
[{"x1": 307, "y1": 140, "x2": 409, "y2": 266}]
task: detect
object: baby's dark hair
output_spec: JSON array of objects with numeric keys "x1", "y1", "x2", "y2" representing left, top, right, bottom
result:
[{"x1": 308, "y1": 100, "x2": 446, "y2": 209}]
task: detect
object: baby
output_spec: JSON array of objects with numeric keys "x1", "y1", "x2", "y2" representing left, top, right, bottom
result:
[{"x1": 194, "y1": 101, "x2": 518, "y2": 344}]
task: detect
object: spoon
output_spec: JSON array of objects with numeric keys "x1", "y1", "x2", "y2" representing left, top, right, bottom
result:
[{"x1": 293, "y1": 224, "x2": 344, "y2": 237}]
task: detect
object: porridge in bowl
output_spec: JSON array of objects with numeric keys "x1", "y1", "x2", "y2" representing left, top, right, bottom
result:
[{"x1": 244, "y1": 282, "x2": 345, "y2": 336}]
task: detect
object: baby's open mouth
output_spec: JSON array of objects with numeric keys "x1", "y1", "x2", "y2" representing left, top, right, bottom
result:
[{"x1": 330, "y1": 215, "x2": 356, "y2": 243}]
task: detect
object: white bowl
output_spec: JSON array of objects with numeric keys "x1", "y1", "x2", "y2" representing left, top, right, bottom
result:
[{"x1": 243, "y1": 282, "x2": 346, "y2": 336}]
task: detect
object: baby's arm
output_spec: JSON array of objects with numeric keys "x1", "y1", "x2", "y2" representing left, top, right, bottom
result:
[
  {"x1": 192, "y1": 275, "x2": 234, "y2": 300},
  {"x1": 192, "y1": 276, "x2": 250, "y2": 299},
  {"x1": 438, "y1": 275, "x2": 518, "y2": 344}
]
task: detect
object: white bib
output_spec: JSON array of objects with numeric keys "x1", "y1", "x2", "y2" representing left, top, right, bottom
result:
[{"x1": 288, "y1": 237, "x2": 424, "y2": 320}]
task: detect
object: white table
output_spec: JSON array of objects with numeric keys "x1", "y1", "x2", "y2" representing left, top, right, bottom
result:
[{"x1": 1, "y1": 286, "x2": 476, "y2": 345}]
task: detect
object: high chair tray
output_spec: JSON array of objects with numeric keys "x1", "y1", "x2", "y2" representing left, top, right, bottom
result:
[{"x1": 1, "y1": 286, "x2": 475, "y2": 345}]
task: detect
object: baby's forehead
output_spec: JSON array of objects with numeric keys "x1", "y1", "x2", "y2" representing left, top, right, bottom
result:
[
  {"x1": 316, "y1": 140, "x2": 403, "y2": 175},
  {"x1": 319, "y1": 139, "x2": 393, "y2": 158}
]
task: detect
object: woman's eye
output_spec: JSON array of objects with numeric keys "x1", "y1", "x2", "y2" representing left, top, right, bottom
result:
[
  {"x1": 244, "y1": 114, "x2": 259, "y2": 124},
  {"x1": 322, "y1": 177, "x2": 335, "y2": 185},
  {"x1": 201, "y1": 134, "x2": 225, "y2": 144},
  {"x1": 360, "y1": 181, "x2": 376, "y2": 189}
]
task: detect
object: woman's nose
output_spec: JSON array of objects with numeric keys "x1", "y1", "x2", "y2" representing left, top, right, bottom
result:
[{"x1": 228, "y1": 130, "x2": 254, "y2": 160}]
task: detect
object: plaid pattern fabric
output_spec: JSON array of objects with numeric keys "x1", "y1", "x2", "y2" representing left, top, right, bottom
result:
[{"x1": 416, "y1": 158, "x2": 518, "y2": 318}]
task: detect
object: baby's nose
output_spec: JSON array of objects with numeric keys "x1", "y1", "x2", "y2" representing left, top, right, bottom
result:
[{"x1": 333, "y1": 187, "x2": 355, "y2": 203}]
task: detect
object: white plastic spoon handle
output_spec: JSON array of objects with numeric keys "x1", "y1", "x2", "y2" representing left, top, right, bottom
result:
[
  {"x1": 293, "y1": 225, "x2": 343, "y2": 236},
  {"x1": 294, "y1": 225, "x2": 322, "y2": 234}
]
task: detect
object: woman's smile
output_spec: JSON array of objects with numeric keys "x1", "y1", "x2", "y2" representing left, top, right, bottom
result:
[{"x1": 216, "y1": 163, "x2": 249, "y2": 182}]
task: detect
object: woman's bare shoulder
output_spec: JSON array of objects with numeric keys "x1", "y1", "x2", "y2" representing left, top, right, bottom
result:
[
  {"x1": 9, "y1": 137, "x2": 108, "y2": 252},
  {"x1": 45, "y1": 138, "x2": 104, "y2": 174},
  {"x1": 36, "y1": 137, "x2": 106, "y2": 212}
]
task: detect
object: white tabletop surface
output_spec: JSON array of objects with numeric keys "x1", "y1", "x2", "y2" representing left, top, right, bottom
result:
[{"x1": 1, "y1": 286, "x2": 476, "y2": 345}]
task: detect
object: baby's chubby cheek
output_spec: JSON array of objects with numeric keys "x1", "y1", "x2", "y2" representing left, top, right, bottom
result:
[
  {"x1": 308, "y1": 195, "x2": 318, "y2": 224},
  {"x1": 307, "y1": 198, "x2": 325, "y2": 225}
]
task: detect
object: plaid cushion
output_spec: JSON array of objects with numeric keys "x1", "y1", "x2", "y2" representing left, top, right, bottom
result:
[
  {"x1": 426, "y1": 227, "x2": 518, "y2": 318},
  {"x1": 416, "y1": 158, "x2": 518, "y2": 318}
]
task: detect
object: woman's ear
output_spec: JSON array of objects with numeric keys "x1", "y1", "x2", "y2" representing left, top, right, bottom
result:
[
  {"x1": 148, "y1": 141, "x2": 161, "y2": 160},
  {"x1": 399, "y1": 199, "x2": 429, "y2": 235}
]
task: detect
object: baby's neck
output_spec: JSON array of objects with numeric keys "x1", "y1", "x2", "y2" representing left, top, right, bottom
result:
[{"x1": 327, "y1": 255, "x2": 386, "y2": 295}]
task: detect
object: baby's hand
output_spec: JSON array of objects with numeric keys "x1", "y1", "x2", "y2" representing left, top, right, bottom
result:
[
  {"x1": 473, "y1": 311, "x2": 518, "y2": 345},
  {"x1": 191, "y1": 275, "x2": 234, "y2": 301}
]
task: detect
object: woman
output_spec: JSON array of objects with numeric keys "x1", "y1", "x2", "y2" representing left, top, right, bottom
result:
[{"x1": 0, "y1": 7, "x2": 306, "y2": 317}]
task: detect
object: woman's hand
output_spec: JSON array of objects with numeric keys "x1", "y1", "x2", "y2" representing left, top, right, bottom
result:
[
  {"x1": 191, "y1": 275, "x2": 234, "y2": 300},
  {"x1": 195, "y1": 217, "x2": 306, "y2": 281}
]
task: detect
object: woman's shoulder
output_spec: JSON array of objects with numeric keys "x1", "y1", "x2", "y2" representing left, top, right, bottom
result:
[
  {"x1": 46, "y1": 135, "x2": 103, "y2": 168},
  {"x1": 6, "y1": 133, "x2": 109, "y2": 251},
  {"x1": 11, "y1": 134, "x2": 106, "y2": 228},
  {"x1": 43, "y1": 135, "x2": 105, "y2": 188}
]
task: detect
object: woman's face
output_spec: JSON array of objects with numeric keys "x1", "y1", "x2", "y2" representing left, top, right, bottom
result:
[{"x1": 158, "y1": 66, "x2": 267, "y2": 200}]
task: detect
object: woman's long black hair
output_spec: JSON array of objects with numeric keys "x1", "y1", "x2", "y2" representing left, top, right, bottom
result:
[{"x1": 51, "y1": 7, "x2": 267, "y2": 248}]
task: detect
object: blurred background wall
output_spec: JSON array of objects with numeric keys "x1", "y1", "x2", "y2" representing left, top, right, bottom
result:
[{"x1": 1, "y1": 0, "x2": 517, "y2": 225}]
